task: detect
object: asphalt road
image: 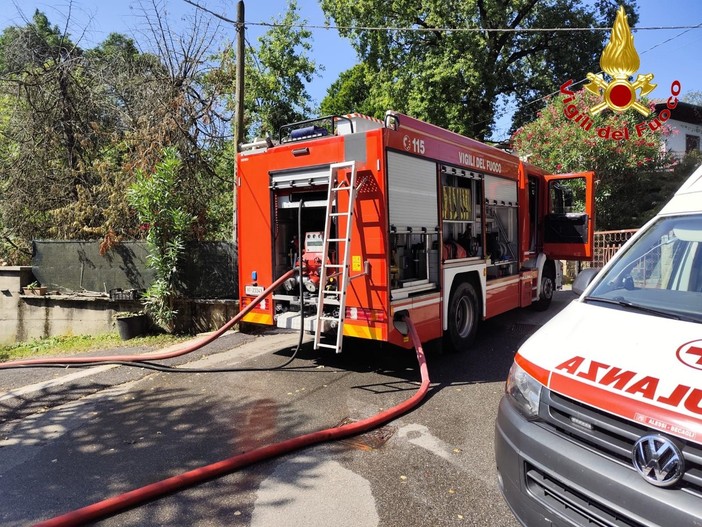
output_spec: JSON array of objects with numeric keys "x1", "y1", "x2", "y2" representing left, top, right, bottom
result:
[{"x1": 0, "y1": 290, "x2": 576, "y2": 527}]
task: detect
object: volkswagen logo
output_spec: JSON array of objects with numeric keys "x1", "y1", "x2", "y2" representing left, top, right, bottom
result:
[{"x1": 632, "y1": 435, "x2": 685, "y2": 487}]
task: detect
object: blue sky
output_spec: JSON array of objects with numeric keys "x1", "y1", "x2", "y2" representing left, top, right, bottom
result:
[{"x1": 2, "y1": 0, "x2": 702, "y2": 140}]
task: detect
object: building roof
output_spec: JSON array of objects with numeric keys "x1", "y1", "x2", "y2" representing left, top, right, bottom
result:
[{"x1": 652, "y1": 100, "x2": 702, "y2": 125}]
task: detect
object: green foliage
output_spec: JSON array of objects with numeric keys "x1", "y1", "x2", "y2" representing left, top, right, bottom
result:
[
  {"x1": 511, "y1": 88, "x2": 674, "y2": 229},
  {"x1": 320, "y1": 0, "x2": 638, "y2": 139},
  {"x1": 0, "y1": 8, "x2": 235, "y2": 265},
  {"x1": 240, "y1": 0, "x2": 320, "y2": 139},
  {"x1": 127, "y1": 148, "x2": 195, "y2": 330},
  {"x1": 0, "y1": 334, "x2": 121, "y2": 362},
  {"x1": 319, "y1": 63, "x2": 378, "y2": 116}
]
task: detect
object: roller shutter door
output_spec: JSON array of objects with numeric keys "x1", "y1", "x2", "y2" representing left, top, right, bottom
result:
[{"x1": 387, "y1": 152, "x2": 438, "y2": 230}]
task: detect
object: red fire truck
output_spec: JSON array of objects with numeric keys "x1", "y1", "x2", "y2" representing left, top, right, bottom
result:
[{"x1": 237, "y1": 111, "x2": 594, "y2": 353}]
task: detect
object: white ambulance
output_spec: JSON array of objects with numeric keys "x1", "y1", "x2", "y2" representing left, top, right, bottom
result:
[{"x1": 495, "y1": 165, "x2": 702, "y2": 526}]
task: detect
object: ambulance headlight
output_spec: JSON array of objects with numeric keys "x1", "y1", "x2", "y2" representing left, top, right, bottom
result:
[{"x1": 505, "y1": 361, "x2": 542, "y2": 419}]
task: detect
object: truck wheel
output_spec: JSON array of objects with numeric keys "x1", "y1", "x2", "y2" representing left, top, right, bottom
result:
[
  {"x1": 532, "y1": 264, "x2": 555, "y2": 311},
  {"x1": 445, "y1": 281, "x2": 479, "y2": 352}
]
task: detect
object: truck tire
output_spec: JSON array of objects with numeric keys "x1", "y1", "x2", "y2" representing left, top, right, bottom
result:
[
  {"x1": 445, "y1": 281, "x2": 479, "y2": 352},
  {"x1": 532, "y1": 263, "x2": 555, "y2": 311}
]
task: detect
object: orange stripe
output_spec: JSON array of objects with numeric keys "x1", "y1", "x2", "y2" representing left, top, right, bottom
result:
[
  {"x1": 242, "y1": 312, "x2": 274, "y2": 325},
  {"x1": 515, "y1": 353, "x2": 550, "y2": 385},
  {"x1": 343, "y1": 325, "x2": 384, "y2": 340},
  {"x1": 550, "y1": 372, "x2": 702, "y2": 442}
]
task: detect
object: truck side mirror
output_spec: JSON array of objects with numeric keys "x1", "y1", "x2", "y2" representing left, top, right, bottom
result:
[{"x1": 572, "y1": 267, "x2": 601, "y2": 295}]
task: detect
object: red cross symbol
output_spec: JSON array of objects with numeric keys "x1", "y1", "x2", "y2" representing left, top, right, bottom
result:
[{"x1": 686, "y1": 345, "x2": 702, "y2": 366}]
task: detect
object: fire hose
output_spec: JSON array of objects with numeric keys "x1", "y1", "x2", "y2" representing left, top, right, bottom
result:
[
  {"x1": 0, "y1": 269, "x2": 297, "y2": 370},
  {"x1": 4, "y1": 197, "x2": 430, "y2": 525},
  {"x1": 33, "y1": 314, "x2": 429, "y2": 526}
]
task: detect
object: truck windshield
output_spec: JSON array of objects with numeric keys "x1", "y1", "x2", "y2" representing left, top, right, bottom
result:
[{"x1": 586, "y1": 213, "x2": 702, "y2": 323}]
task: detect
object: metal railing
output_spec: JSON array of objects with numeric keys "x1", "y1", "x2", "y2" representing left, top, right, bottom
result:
[
  {"x1": 589, "y1": 229, "x2": 638, "y2": 268},
  {"x1": 567, "y1": 229, "x2": 638, "y2": 278}
]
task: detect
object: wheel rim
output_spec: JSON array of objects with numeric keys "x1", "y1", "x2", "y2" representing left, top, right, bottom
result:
[
  {"x1": 455, "y1": 296, "x2": 474, "y2": 337},
  {"x1": 542, "y1": 276, "x2": 554, "y2": 300}
]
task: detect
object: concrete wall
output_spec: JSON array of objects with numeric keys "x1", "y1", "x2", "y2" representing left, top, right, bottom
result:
[
  {"x1": 0, "y1": 267, "x2": 35, "y2": 345},
  {"x1": 0, "y1": 266, "x2": 144, "y2": 344},
  {"x1": 0, "y1": 266, "x2": 239, "y2": 344}
]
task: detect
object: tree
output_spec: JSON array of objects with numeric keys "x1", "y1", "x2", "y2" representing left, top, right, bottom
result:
[
  {"x1": 124, "y1": 0, "x2": 236, "y2": 242},
  {"x1": 0, "y1": 10, "x2": 102, "y2": 261},
  {"x1": 319, "y1": 63, "x2": 376, "y2": 116},
  {"x1": 320, "y1": 0, "x2": 638, "y2": 140},
  {"x1": 511, "y1": 88, "x2": 675, "y2": 229},
  {"x1": 241, "y1": 0, "x2": 320, "y2": 140},
  {"x1": 682, "y1": 90, "x2": 702, "y2": 106},
  {"x1": 0, "y1": 4, "x2": 236, "y2": 264}
]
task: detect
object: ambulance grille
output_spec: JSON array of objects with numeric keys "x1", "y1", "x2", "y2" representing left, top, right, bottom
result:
[
  {"x1": 525, "y1": 462, "x2": 645, "y2": 527},
  {"x1": 541, "y1": 389, "x2": 702, "y2": 497}
]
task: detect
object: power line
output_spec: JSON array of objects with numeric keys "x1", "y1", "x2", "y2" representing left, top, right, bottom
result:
[
  {"x1": 245, "y1": 21, "x2": 702, "y2": 34},
  {"x1": 182, "y1": 2, "x2": 702, "y2": 34}
]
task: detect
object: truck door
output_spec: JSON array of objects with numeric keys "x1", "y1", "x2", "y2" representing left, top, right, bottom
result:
[{"x1": 541, "y1": 172, "x2": 595, "y2": 260}]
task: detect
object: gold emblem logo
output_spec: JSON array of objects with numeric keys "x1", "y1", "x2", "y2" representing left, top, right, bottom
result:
[{"x1": 584, "y1": 6, "x2": 656, "y2": 116}]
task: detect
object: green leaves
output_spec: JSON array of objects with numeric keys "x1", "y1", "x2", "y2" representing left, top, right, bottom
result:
[
  {"x1": 320, "y1": 0, "x2": 639, "y2": 140},
  {"x1": 512, "y1": 88, "x2": 676, "y2": 229},
  {"x1": 243, "y1": 0, "x2": 320, "y2": 139},
  {"x1": 127, "y1": 148, "x2": 195, "y2": 331}
]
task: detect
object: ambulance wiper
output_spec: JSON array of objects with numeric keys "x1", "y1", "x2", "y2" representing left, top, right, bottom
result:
[{"x1": 584, "y1": 296, "x2": 684, "y2": 320}]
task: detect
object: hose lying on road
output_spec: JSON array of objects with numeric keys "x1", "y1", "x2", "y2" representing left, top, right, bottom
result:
[
  {"x1": 0, "y1": 269, "x2": 297, "y2": 370},
  {"x1": 32, "y1": 314, "x2": 430, "y2": 527},
  {"x1": 4, "y1": 200, "x2": 312, "y2": 374}
]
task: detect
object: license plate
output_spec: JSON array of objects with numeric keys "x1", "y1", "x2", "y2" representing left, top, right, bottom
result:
[{"x1": 245, "y1": 285, "x2": 265, "y2": 296}]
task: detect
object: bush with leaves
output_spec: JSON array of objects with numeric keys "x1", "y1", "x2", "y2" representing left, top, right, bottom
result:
[
  {"x1": 127, "y1": 148, "x2": 194, "y2": 331},
  {"x1": 512, "y1": 88, "x2": 673, "y2": 229}
]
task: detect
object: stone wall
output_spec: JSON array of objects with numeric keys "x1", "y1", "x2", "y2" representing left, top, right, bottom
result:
[{"x1": 0, "y1": 267, "x2": 239, "y2": 344}]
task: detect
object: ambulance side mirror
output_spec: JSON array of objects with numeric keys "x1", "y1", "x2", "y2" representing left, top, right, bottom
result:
[{"x1": 572, "y1": 268, "x2": 600, "y2": 296}]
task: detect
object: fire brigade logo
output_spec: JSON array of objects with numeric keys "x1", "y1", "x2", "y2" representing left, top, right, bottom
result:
[{"x1": 584, "y1": 6, "x2": 655, "y2": 116}]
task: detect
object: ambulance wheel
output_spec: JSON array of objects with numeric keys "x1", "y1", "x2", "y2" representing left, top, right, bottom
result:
[
  {"x1": 445, "y1": 281, "x2": 479, "y2": 352},
  {"x1": 533, "y1": 263, "x2": 555, "y2": 311}
]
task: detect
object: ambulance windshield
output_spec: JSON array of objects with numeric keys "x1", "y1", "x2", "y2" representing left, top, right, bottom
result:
[{"x1": 586, "y1": 214, "x2": 702, "y2": 323}]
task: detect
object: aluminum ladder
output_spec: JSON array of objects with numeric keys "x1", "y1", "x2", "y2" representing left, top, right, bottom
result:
[{"x1": 314, "y1": 161, "x2": 357, "y2": 354}]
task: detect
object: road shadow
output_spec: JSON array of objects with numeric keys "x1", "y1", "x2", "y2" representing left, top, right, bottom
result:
[
  {"x1": 0, "y1": 375, "x2": 356, "y2": 526},
  {"x1": 286, "y1": 290, "x2": 576, "y2": 396}
]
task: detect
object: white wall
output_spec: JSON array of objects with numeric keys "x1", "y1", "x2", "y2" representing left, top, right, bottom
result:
[{"x1": 663, "y1": 118, "x2": 702, "y2": 156}]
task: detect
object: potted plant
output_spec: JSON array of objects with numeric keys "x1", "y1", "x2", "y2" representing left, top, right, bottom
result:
[
  {"x1": 22, "y1": 281, "x2": 48, "y2": 296},
  {"x1": 114, "y1": 311, "x2": 148, "y2": 340}
]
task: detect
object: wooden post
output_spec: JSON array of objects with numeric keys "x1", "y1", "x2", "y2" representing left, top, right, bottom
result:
[{"x1": 233, "y1": 0, "x2": 245, "y2": 289}]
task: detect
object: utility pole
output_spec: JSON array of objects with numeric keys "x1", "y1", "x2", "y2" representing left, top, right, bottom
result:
[
  {"x1": 234, "y1": 1, "x2": 245, "y2": 150},
  {"x1": 233, "y1": 0, "x2": 244, "y2": 288}
]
